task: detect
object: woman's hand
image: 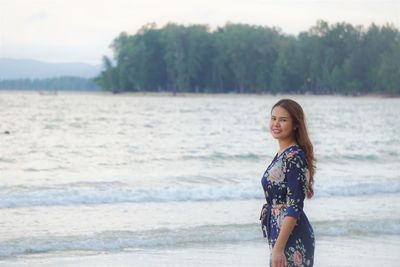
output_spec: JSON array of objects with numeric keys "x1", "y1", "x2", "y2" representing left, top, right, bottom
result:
[{"x1": 271, "y1": 247, "x2": 288, "y2": 267}]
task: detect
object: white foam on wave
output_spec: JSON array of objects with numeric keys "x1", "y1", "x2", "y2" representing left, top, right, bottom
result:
[
  {"x1": 0, "y1": 181, "x2": 399, "y2": 208},
  {"x1": 0, "y1": 182, "x2": 257, "y2": 208},
  {"x1": 0, "y1": 219, "x2": 399, "y2": 258},
  {"x1": 0, "y1": 224, "x2": 258, "y2": 258},
  {"x1": 314, "y1": 219, "x2": 400, "y2": 236},
  {"x1": 315, "y1": 182, "x2": 400, "y2": 197}
]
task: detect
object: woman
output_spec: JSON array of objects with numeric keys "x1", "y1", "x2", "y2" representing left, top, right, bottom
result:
[{"x1": 260, "y1": 99, "x2": 315, "y2": 267}]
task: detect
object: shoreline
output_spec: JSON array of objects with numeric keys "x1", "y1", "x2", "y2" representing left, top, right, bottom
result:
[
  {"x1": 2, "y1": 236, "x2": 399, "y2": 267},
  {"x1": 0, "y1": 89, "x2": 397, "y2": 98}
]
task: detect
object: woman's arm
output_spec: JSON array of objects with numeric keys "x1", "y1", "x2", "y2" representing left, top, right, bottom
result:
[
  {"x1": 272, "y1": 153, "x2": 307, "y2": 267},
  {"x1": 271, "y1": 216, "x2": 297, "y2": 267}
]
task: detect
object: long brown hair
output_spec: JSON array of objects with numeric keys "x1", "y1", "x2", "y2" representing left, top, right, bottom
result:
[{"x1": 272, "y1": 99, "x2": 316, "y2": 198}]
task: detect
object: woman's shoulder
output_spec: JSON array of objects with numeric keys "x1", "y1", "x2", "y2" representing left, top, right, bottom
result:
[{"x1": 284, "y1": 145, "x2": 306, "y2": 162}]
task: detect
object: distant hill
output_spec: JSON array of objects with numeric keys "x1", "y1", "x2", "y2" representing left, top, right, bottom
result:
[{"x1": 0, "y1": 58, "x2": 101, "y2": 79}]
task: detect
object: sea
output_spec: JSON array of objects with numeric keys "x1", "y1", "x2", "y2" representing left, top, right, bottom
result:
[{"x1": 0, "y1": 91, "x2": 399, "y2": 266}]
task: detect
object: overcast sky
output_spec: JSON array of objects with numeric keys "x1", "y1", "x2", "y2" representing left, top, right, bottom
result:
[{"x1": 1, "y1": 0, "x2": 399, "y2": 65}]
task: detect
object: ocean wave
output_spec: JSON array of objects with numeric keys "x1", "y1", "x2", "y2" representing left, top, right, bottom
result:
[
  {"x1": 181, "y1": 152, "x2": 262, "y2": 161},
  {"x1": 313, "y1": 219, "x2": 400, "y2": 236},
  {"x1": 0, "y1": 182, "x2": 256, "y2": 208},
  {"x1": 0, "y1": 157, "x2": 16, "y2": 163},
  {"x1": 0, "y1": 219, "x2": 398, "y2": 258},
  {"x1": 0, "y1": 224, "x2": 257, "y2": 258},
  {"x1": 315, "y1": 182, "x2": 400, "y2": 197},
  {"x1": 179, "y1": 150, "x2": 399, "y2": 163},
  {"x1": 320, "y1": 154, "x2": 379, "y2": 162},
  {"x1": 0, "y1": 181, "x2": 399, "y2": 208}
]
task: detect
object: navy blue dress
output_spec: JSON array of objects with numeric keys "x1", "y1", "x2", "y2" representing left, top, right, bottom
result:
[{"x1": 260, "y1": 145, "x2": 315, "y2": 267}]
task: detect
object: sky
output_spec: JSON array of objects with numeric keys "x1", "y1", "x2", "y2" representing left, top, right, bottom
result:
[{"x1": 1, "y1": 0, "x2": 399, "y2": 65}]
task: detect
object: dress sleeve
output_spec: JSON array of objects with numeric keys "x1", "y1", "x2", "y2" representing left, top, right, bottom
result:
[{"x1": 284, "y1": 153, "x2": 307, "y2": 220}]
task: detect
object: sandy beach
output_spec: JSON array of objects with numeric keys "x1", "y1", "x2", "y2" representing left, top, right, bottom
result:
[{"x1": 2, "y1": 236, "x2": 399, "y2": 267}]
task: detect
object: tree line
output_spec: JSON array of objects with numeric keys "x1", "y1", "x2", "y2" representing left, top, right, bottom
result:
[
  {"x1": 95, "y1": 20, "x2": 400, "y2": 95},
  {"x1": 0, "y1": 77, "x2": 98, "y2": 91}
]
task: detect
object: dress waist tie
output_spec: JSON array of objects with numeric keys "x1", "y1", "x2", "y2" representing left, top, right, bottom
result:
[
  {"x1": 259, "y1": 203, "x2": 287, "y2": 239},
  {"x1": 259, "y1": 203, "x2": 270, "y2": 239}
]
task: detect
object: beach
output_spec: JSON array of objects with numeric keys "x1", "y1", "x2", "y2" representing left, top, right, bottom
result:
[{"x1": 3, "y1": 235, "x2": 400, "y2": 267}]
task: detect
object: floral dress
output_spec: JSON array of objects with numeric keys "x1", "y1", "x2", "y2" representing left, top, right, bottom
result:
[{"x1": 260, "y1": 145, "x2": 315, "y2": 267}]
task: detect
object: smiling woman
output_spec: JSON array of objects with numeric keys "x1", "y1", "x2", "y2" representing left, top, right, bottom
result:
[
  {"x1": 260, "y1": 99, "x2": 316, "y2": 267},
  {"x1": 270, "y1": 107, "x2": 294, "y2": 145}
]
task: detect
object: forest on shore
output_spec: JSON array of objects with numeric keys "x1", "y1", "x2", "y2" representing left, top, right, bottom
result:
[{"x1": 95, "y1": 20, "x2": 400, "y2": 96}]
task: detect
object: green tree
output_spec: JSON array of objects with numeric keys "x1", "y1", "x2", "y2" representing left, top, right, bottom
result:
[
  {"x1": 94, "y1": 20, "x2": 400, "y2": 96},
  {"x1": 94, "y1": 56, "x2": 118, "y2": 91}
]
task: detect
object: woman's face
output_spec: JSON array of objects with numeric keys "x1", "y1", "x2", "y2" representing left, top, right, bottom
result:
[{"x1": 269, "y1": 106, "x2": 295, "y2": 141}]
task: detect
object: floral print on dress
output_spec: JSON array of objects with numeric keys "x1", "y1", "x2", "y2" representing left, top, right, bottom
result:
[
  {"x1": 286, "y1": 239, "x2": 312, "y2": 267},
  {"x1": 261, "y1": 145, "x2": 315, "y2": 267},
  {"x1": 268, "y1": 162, "x2": 285, "y2": 183},
  {"x1": 271, "y1": 204, "x2": 286, "y2": 229}
]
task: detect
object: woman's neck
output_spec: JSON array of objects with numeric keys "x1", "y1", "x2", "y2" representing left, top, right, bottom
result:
[{"x1": 278, "y1": 139, "x2": 297, "y2": 155}]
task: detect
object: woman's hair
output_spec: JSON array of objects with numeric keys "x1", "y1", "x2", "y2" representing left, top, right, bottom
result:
[{"x1": 272, "y1": 99, "x2": 316, "y2": 198}]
